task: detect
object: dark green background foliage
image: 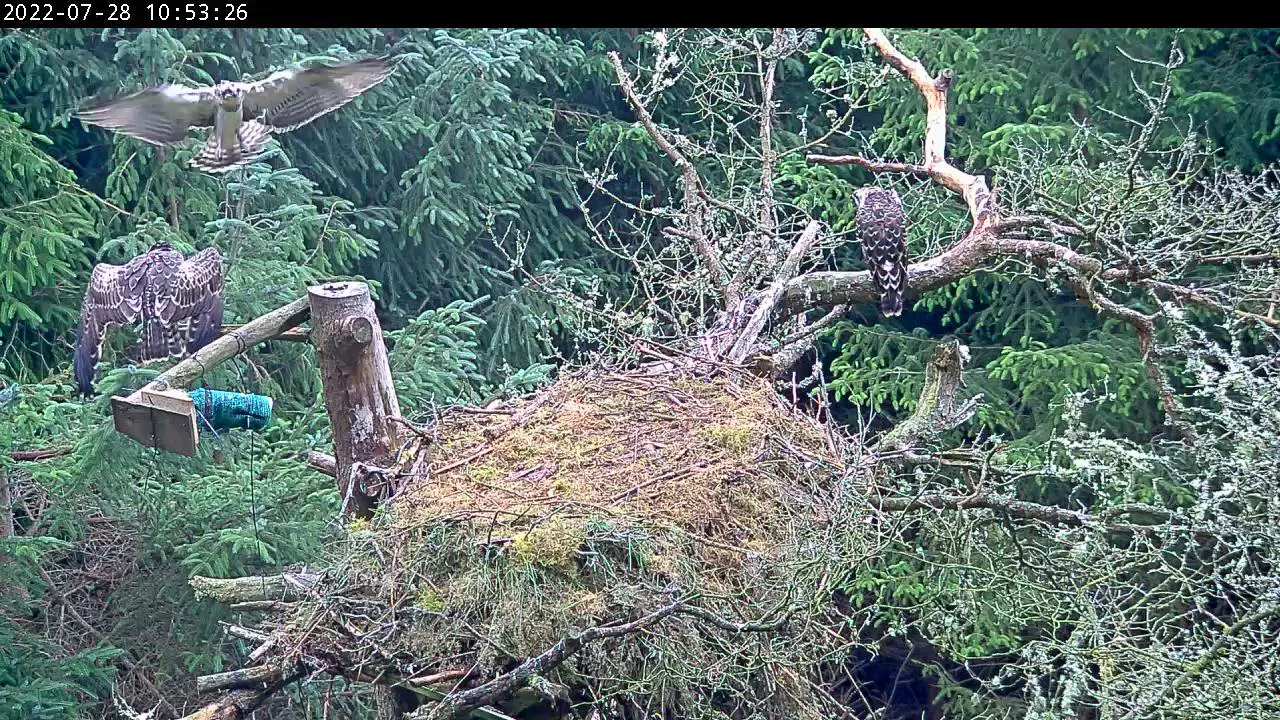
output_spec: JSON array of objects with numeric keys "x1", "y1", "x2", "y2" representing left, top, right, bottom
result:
[{"x1": 1, "y1": 27, "x2": 1278, "y2": 719}]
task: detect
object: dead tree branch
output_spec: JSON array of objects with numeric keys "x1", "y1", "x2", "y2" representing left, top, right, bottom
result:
[
  {"x1": 415, "y1": 600, "x2": 687, "y2": 720},
  {"x1": 766, "y1": 303, "x2": 848, "y2": 378},
  {"x1": 176, "y1": 671, "x2": 305, "y2": 720},
  {"x1": 858, "y1": 28, "x2": 997, "y2": 229},
  {"x1": 608, "y1": 50, "x2": 733, "y2": 307},
  {"x1": 190, "y1": 571, "x2": 320, "y2": 605},
  {"x1": 196, "y1": 664, "x2": 289, "y2": 694},
  {"x1": 218, "y1": 324, "x2": 311, "y2": 343},
  {"x1": 8, "y1": 448, "x2": 71, "y2": 462},
  {"x1": 781, "y1": 235, "x2": 1112, "y2": 315},
  {"x1": 304, "y1": 450, "x2": 337, "y2": 477}
]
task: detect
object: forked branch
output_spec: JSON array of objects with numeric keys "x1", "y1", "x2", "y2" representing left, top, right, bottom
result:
[{"x1": 809, "y1": 28, "x2": 998, "y2": 231}]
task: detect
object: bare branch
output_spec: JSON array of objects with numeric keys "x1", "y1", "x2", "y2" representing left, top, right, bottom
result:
[
  {"x1": 830, "y1": 28, "x2": 999, "y2": 231},
  {"x1": 767, "y1": 303, "x2": 849, "y2": 378},
  {"x1": 8, "y1": 448, "x2": 71, "y2": 462},
  {"x1": 608, "y1": 51, "x2": 733, "y2": 307},
  {"x1": 196, "y1": 664, "x2": 288, "y2": 694},
  {"x1": 806, "y1": 153, "x2": 930, "y2": 178},
  {"x1": 190, "y1": 571, "x2": 320, "y2": 605},
  {"x1": 758, "y1": 29, "x2": 781, "y2": 240},
  {"x1": 416, "y1": 599, "x2": 687, "y2": 720}
]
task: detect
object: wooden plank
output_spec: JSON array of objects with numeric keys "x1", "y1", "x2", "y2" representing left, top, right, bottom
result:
[{"x1": 111, "y1": 388, "x2": 198, "y2": 457}]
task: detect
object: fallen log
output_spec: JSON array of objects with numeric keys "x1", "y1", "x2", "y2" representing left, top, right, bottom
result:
[
  {"x1": 197, "y1": 664, "x2": 288, "y2": 694},
  {"x1": 190, "y1": 572, "x2": 319, "y2": 604}
]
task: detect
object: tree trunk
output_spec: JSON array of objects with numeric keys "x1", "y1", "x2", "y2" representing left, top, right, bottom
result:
[{"x1": 307, "y1": 281, "x2": 402, "y2": 519}]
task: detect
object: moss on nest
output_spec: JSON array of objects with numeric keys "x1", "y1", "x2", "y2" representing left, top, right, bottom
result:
[
  {"x1": 281, "y1": 367, "x2": 853, "y2": 718},
  {"x1": 393, "y1": 369, "x2": 827, "y2": 544}
]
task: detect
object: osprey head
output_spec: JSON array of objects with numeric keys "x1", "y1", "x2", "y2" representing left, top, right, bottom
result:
[
  {"x1": 148, "y1": 241, "x2": 174, "y2": 252},
  {"x1": 853, "y1": 187, "x2": 876, "y2": 208},
  {"x1": 214, "y1": 82, "x2": 244, "y2": 110}
]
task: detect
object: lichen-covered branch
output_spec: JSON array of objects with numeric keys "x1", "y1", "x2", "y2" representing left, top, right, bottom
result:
[
  {"x1": 8, "y1": 448, "x2": 71, "y2": 461},
  {"x1": 196, "y1": 664, "x2": 288, "y2": 694},
  {"x1": 190, "y1": 571, "x2": 319, "y2": 605},
  {"x1": 874, "y1": 339, "x2": 977, "y2": 455}
]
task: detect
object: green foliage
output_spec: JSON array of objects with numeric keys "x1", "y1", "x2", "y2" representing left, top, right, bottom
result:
[
  {"x1": 0, "y1": 110, "x2": 97, "y2": 381},
  {"x1": 388, "y1": 297, "x2": 490, "y2": 411}
]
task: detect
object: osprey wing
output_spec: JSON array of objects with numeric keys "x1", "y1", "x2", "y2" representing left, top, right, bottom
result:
[
  {"x1": 162, "y1": 247, "x2": 225, "y2": 354},
  {"x1": 76, "y1": 84, "x2": 219, "y2": 146},
  {"x1": 242, "y1": 56, "x2": 395, "y2": 132},
  {"x1": 73, "y1": 261, "x2": 144, "y2": 395}
]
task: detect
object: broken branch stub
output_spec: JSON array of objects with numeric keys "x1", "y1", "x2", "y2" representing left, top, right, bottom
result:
[
  {"x1": 875, "y1": 339, "x2": 978, "y2": 456},
  {"x1": 308, "y1": 281, "x2": 403, "y2": 519}
]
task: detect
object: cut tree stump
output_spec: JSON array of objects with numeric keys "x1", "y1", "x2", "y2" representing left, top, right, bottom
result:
[{"x1": 308, "y1": 281, "x2": 403, "y2": 519}]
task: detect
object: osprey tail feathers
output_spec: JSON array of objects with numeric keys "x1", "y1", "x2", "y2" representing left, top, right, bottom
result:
[
  {"x1": 187, "y1": 293, "x2": 224, "y2": 354},
  {"x1": 190, "y1": 120, "x2": 272, "y2": 172},
  {"x1": 73, "y1": 325, "x2": 97, "y2": 396},
  {"x1": 879, "y1": 289, "x2": 904, "y2": 317},
  {"x1": 141, "y1": 317, "x2": 170, "y2": 362},
  {"x1": 874, "y1": 259, "x2": 907, "y2": 318}
]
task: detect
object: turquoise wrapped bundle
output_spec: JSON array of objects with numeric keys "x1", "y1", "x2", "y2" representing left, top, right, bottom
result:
[{"x1": 189, "y1": 388, "x2": 273, "y2": 432}]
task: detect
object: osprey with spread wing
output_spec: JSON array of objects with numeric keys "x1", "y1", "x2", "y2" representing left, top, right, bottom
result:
[
  {"x1": 73, "y1": 243, "x2": 224, "y2": 396},
  {"x1": 75, "y1": 55, "x2": 396, "y2": 173}
]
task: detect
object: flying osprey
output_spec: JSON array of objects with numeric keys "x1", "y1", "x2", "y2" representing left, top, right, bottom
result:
[
  {"x1": 75, "y1": 55, "x2": 396, "y2": 173},
  {"x1": 73, "y1": 243, "x2": 224, "y2": 396}
]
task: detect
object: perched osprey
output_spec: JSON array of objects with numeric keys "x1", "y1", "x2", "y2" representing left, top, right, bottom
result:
[
  {"x1": 75, "y1": 55, "x2": 396, "y2": 173},
  {"x1": 73, "y1": 243, "x2": 224, "y2": 396},
  {"x1": 853, "y1": 187, "x2": 909, "y2": 317}
]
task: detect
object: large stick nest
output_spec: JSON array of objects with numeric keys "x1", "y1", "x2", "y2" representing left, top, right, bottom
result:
[{"x1": 276, "y1": 366, "x2": 860, "y2": 718}]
